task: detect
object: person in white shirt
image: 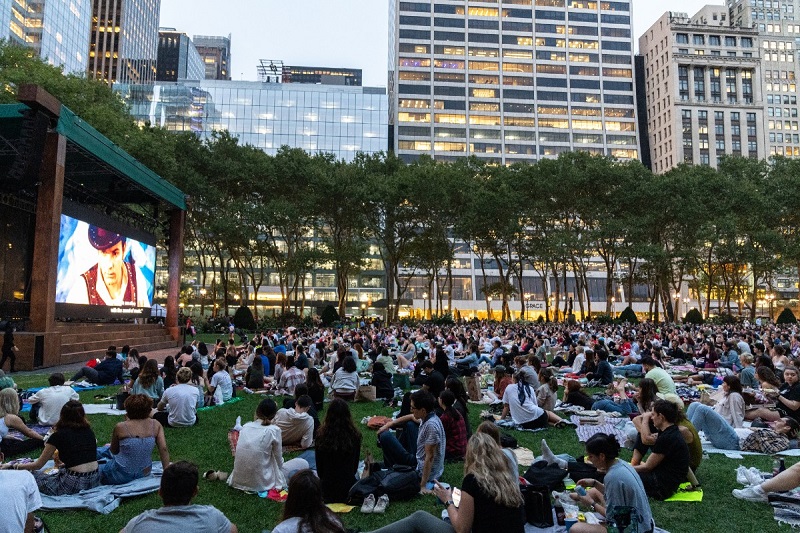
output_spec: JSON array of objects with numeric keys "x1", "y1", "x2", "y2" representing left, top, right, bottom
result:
[
  {"x1": 0, "y1": 452, "x2": 42, "y2": 533},
  {"x1": 502, "y1": 372, "x2": 566, "y2": 429},
  {"x1": 205, "y1": 358, "x2": 233, "y2": 405},
  {"x1": 272, "y1": 396, "x2": 315, "y2": 449},
  {"x1": 155, "y1": 368, "x2": 200, "y2": 427},
  {"x1": 27, "y1": 373, "x2": 79, "y2": 425}
]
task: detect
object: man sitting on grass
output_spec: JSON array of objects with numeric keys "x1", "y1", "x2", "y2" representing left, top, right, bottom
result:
[{"x1": 122, "y1": 461, "x2": 237, "y2": 532}]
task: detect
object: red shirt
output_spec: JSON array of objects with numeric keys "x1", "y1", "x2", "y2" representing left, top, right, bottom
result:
[{"x1": 440, "y1": 410, "x2": 467, "y2": 458}]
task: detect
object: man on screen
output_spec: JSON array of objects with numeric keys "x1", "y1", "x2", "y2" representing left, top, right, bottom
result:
[{"x1": 67, "y1": 225, "x2": 149, "y2": 307}]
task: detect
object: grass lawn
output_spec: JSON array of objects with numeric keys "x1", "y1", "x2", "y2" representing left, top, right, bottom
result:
[{"x1": 8, "y1": 373, "x2": 794, "y2": 533}]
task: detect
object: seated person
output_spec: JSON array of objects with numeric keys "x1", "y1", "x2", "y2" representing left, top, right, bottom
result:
[
  {"x1": 271, "y1": 470, "x2": 345, "y2": 533},
  {"x1": 689, "y1": 401, "x2": 799, "y2": 452},
  {"x1": 277, "y1": 356, "x2": 306, "y2": 396},
  {"x1": 123, "y1": 461, "x2": 237, "y2": 532},
  {"x1": 27, "y1": 373, "x2": 78, "y2": 426},
  {"x1": 486, "y1": 365, "x2": 512, "y2": 404},
  {"x1": 594, "y1": 378, "x2": 657, "y2": 417},
  {"x1": 315, "y1": 399, "x2": 362, "y2": 503},
  {"x1": 305, "y1": 368, "x2": 326, "y2": 412},
  {"x1": 272, "y1": 395, "x2": 314, "y2": 449},
  {"x1": 245, "y1": 355, "x2": 266, "y2": 390},
  {"x1": 228, "y1": 399, "x2": 309, "y2": 493},
  {"x1": 154, "y1": 367, "x2": 200, "y2": 428},
  {"x1": 746, "y1": 365, "x2": 800, "y2": 423},
  {"x1": 70, "y1": 349, "x2": 123, "y2": 385},
  {"x1": 130, "y1": 359, "x2": 164, "y2": 403},
  {"x1": 0, "y1": 389, "x2": 45, "y2": 454},
  {"x1": 97, "y1": 394, "x2": 170, "y2": 484},
  {"x1": 371, "y1": 362, "x2": 394, "y2": 400},
  {"x1": 738, "y1": 354, "x2": 757, "y2": 389},
  {"x1": 536, "y1": 368, "x2": 559, "y2": 412},
  {"x1": 205, "y1": 358, "x2": 233, "y2": 405},
  {"x1": 376, "y1": 389, "x2": 445, "y2": 492},
  {"x1": 0, "y1": 370, "x2": 15, "y2": 391},
  {"x1": 7, "y1": 401, "x2": 99, "y2": 496},
  {"x1": 502, "y1": 372, "x2": 566, "y2": 429},
  {"x1": 632, "y1": 400, "x2": 690, "y2": 500},
  {"x1": 641, "y1": 357, "x2": 676, "y2": 396},
  {"x1": 375, "y1": 347, "x2": 396, "y2": 374},
  {"x1": 330, "y1": 356, "x2": 359, "y2": 401},
  {"x1": 439, "y1": 390, "x2": 467, "y2": 460},
  {"x1": 563, "y1": 380, "x2": 595, "y2": 411},
  {"x1": 586, "y1": 351, "x2": 615, "y2": 385},
  {"x1": 0, "y1": 451, "x2": 42, "y2": 533}
]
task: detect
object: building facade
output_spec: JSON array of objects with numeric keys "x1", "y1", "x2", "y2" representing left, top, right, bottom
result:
[
  {"x1": 89, "y1": 0, "x2": 160, "y2": 85},
  {"x1": 1, "y1": 0, "x2": 93, "y2": 74},
  {"x1": 193, "y1": 34, "x2": 231, "y2": 80},
  {"x1": 729, "y1": 0, "x2": 800, "y2": 157},
  {"x1": 284, "y1": 66, "x2": 362, "y2": 86},
  {"x1": 388, "y1": 0, "x2": 640, "y2": 164},
  {"x1": 115, "y1": 80, "x2": 388, "y2": 162},
  {"x1": 157, "y1": 29, "x2": 205, "y2": 81},
  {"x1": 640, "y1": 7, "x2": 765, "y2": 173}
]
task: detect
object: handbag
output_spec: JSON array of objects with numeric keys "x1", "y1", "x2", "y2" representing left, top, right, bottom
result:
[
  {"x1": 379, "y1": 465, "x2": 421, "y2": 501},
  {"x1": 356, "y1": 385, "x2": 377, "y2": 402},
  {"x1": 115, "y1": 391, "x2": 130, "y2": 411},
  {"x1": 521, "y1": 484, "x2": 554, "y2": 527}
]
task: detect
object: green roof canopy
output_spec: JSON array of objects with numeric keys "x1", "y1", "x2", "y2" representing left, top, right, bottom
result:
[{"x1": 0, "y1": 102, "x2": 185, "y2": 211}]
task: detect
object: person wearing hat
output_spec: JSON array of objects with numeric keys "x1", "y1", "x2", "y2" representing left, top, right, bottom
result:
[{"x1": 67, "y1": 224, "x2": 149, "y2": 307}]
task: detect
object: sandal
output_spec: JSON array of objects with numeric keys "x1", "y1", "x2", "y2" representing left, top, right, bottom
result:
[
  {"x1": 361, "y1": 493, "x2": 376, "y2": 514},
  {"x1": 373, "y1": 494, "x2": 389, "y2": 514}
]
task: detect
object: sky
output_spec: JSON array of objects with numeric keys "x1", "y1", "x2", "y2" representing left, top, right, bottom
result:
[{"x1": 160, "y1": 0, "x2": 722, "y2": 87}]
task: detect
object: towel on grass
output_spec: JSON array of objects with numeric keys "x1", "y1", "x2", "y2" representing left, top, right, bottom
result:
[
  {"x1": 495, "y1": 419, "x2": 548, "y2": 433},
  {"x1": 664, "y1": 483, "x2": 703, "y2": 502},
  {"x1": 198, "y1": 396, "x2": 244, "y2": 411},
  {"x1": 39, "y1": 461, "x2": 162, "y2": 514},
  {"x1": 571, "y1": 416, "x2": 628, "y2": 447},
  {"x1": 769, "y1": 492, "x2": 800, "y2": 528},
  {"x1": 82, "y1": 404, "x2": 126, "y2": 416}
]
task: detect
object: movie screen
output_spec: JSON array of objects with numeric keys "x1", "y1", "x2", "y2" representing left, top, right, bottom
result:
[{"x1": 56, "y1": 214, "x2": 156, "y2": 314}]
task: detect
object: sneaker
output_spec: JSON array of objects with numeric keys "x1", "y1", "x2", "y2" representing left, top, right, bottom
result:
[
  {"x1": 361, "y1": 493, "x2": 376, "y2": 513},
  {"x1": 732, "y1": 485, "x2": 768, "y2": 502},
  {"x1": 373, "y1": 494, "x2": 390, "y2": 513}
]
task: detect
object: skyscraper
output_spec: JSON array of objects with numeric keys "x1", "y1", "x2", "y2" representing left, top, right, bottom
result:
[
  {"x1": 157, "y1": 29, "x2": 205, "y2": 81},
  {"x1": 639, "y1": 7, "x2": 764, "y2": 172},
  {"x1": 193, "y1": 34, "x2": 231, "y2": 80},
  {"x1": 89, "y1": 0, "x2": 161, "y2": 85},
  {"x1": 728, "y1": 0, "x2": 800, "y2": 157},
  {"x1": 388, "y1": 0, "x2": 640, "y2": 164},
  {"x1": 1, "y1": 0, "x2": 93, "y2": 74}
]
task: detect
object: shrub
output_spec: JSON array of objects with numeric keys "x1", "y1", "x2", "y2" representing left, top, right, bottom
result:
[
  {"x1": 595, "y1": 314, "x2": 613, "y2": 325},
  {"x1": 618, "y1": 306, "x2": 639, "y2": 324},
  {"x1": 776, "y1": 307, "x2": 798, "y2": 325},
  {"x1": 233, "y1": 306, "x2": 256, "y2": 331},
  {"x1": 320, "y1": 304, "x2": 340, "y2": 326},
  {"x1": 684, "y1": 308, "x2": 704, "y2": 325},
  {"x1": 708, "y1": 313, "x2": 737, "y2": 325},
  {"x1": 536, "y1": 315, "x2": 545, "y2": 324},
  {"x1": 431, "y1": 313, "x2": 454, "y2": 325}
]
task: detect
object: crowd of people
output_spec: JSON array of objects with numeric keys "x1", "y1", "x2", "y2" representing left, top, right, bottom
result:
[{"x1": 0, "y1": 318, "x2": 799, "y2": 531}]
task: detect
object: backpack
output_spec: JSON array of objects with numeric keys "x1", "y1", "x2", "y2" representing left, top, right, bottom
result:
[
  {"x1": 521, "y1": 484, "x2": 554, "y2": 527},
  {"x1": 379, "y1": 465, "x2": 421, "y2": 501},
  {"x1": 523, "y1": 461, "x2": 568, "y2": 492}
]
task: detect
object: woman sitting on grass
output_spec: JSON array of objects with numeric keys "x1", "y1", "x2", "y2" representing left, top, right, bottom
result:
[
  {"x1": 314, "y1": 398, "x2": 362, "y2": 503},
  {"x1": 6, "y1": 400, "x2": 100, "y2": 495},
  {"x1": 536, "y1": 368, "x2": 559, "y2": 411},
  {"x1": 271, "y1": 469, "x2": 346, "y2": 533},
  {"x1": 330, "y1": 356, "x2": 359, "y2": 401},
  {"x1": 368, "y1": 432, "x2": 525, "y2": 533},
  {"x1": 130, "y1": 359, "x2": 164, "y2": 404},
  {"x1": 0, "y1": 388, "x2": 44, "y2": 454},
  {"x1": 439, "y1": 390, "x2": 467, "y2": 461},
  {"x1": 563, "y1": 379, "x2": 595, "y2": 410},
  {"x1": 245, "y1": 354, "x2": 266, "y2": 390},
  {"x1": 502, "y1": 372, "x2": 567, "y2": 429},
  {"x1": 97, "y1": 393, "x2": 170, "y2": 484},
  {"x1": 227, "y1": 398, "x2": 309, "y2": 493}
]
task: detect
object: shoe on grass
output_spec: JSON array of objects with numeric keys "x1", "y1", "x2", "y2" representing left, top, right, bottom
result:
[
  {"x1": 373, "y1": 494, "x2": 389, "y2": 513},
  {"x1": 732, "y1": 485, "x2": 767, "y2": 502},
  {"x1": 361, "y1": 493, "x2": 376, "y2": 513}
]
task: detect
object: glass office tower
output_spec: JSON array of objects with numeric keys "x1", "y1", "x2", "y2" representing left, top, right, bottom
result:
[
  {"x1": 115, "y1": 80, "x2": 388, "y2": 161},
  {"x1": 2, "y1": 0, "x2": 92, "y2": 74},
  {"x1": 389, "y1": 0, "x2": 640, "y2": 164}
]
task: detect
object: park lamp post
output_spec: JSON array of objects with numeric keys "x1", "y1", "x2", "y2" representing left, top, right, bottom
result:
[
  {"x1": 766, "y1": 293, "x2": 776, "y2": 321},
  {"x1": 199, "y1": 288, "x2": 207, "y2": 317},
  {"x1": 611, "y1": 296, "x2": 616, "y2": 317},
  {"x1": 422, "y1": 292, "x2": 428, "y2": 320}
]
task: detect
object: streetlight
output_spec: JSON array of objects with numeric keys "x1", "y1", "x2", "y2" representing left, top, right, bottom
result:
[
  {"x1": 766, "y1": 293, "x2": 776, "y2": 320},
  {"x1": 673, "y1": 292, "x2": 680, "y2": 319},
  {"x1": 487, "y1": 296, "x2": 493, "y2": 320},
  {"x1": 611, "y1": 296, "x2": 616, "y2": 317},
  {"x1": 199, "y1": 288, "x2": 207, "y2": 317},
  {"x1": 422, "y1": 292, "x2": 428, "y2": 320},
  {"x1": 683, "y1": 297, "x2": 690, "y2": 318}
]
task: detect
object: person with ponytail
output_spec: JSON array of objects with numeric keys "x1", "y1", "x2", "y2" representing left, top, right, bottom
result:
[
  {"x1": 501, "y1": 371, "x2": 565, "y2": 429},
  {"x1": 568, "y1": 433, "x2": 654, "y2": 533}
]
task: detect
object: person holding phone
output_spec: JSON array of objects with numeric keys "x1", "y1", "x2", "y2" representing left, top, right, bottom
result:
[{"x1": 369, "y1": 432, "x2": 524, "y2": 533}]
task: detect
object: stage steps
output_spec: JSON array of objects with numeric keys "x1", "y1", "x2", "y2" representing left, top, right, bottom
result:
[{"x1": 56, "y1": 323, "x2": 180, "y2": 364}]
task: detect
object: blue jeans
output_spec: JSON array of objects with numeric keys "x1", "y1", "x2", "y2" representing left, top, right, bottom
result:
[
  {"x1": 593, "y1": 398, "x2": 637, "y2": 416},
  {"x1": 477, "y1": 355, "x2": 494, "y2": 366},
  {"x1": 686, "y1": 402, "x2": 739, "y2": 450},
  {"x1": 378, "y1": 421, "x2": 419, "y2": 470},
  {"x1": 97, "y1": 446, "x2": 147, "y2": 485},
  {"x1": 613, "y1": 364, "x2": 643, "y2": 377}
]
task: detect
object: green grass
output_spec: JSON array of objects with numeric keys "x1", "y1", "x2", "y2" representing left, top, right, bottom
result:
[{"x1": 9, "y1": 376, "x2": 795, "y2": 532}]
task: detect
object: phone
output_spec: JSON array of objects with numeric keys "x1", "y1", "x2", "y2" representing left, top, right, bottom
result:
[{"x1": 451, "y1": 487, "x2": 462, "y2": 508}]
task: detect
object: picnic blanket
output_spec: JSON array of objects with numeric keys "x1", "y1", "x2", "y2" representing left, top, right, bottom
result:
[
  {"x1": 770, "y1": 493, "x2": 800, "y2": 528},
  {"x1": 496, "y1": 419, "x2": 548, "y2": 433},
  {"x1": 571, "y1": 416, "x2": 628, "y2": 448},
  {"x1": 198, "y1": 396, "x2": 244, "y2": 411},
  {"x1": 700, "y1": 442, "x2": 800, "y2": 459},
  {"x1": 39, "y1": 461, "x2": 162, "y2": 514},
  {"x1": 82, "y1": 404, "x2": 126, "y2": 416}
]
